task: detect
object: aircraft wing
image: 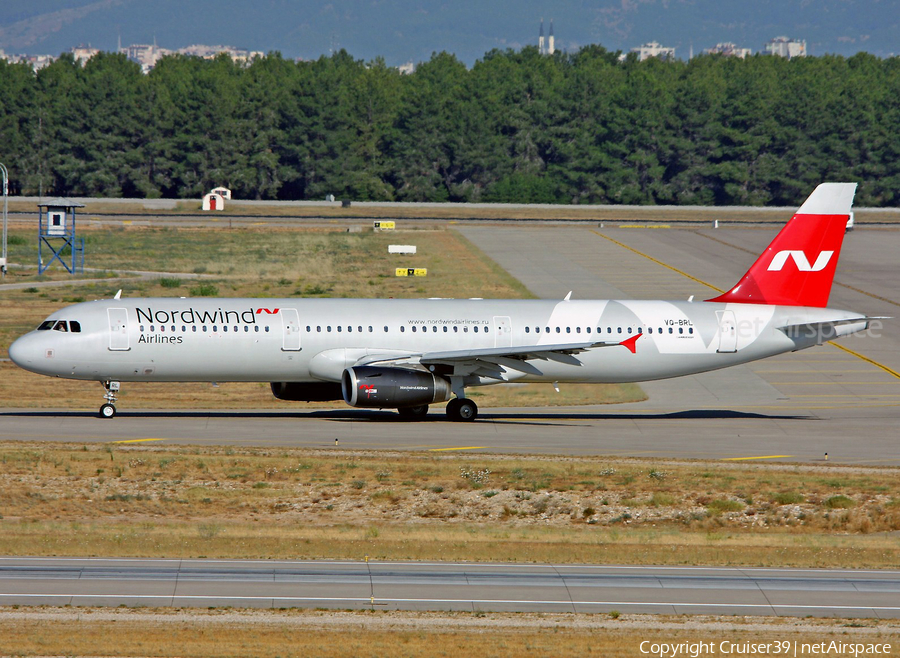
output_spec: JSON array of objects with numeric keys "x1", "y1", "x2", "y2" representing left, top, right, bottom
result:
[{"x1": 356, "y1": 337, "x2": 640, "y2": 380}]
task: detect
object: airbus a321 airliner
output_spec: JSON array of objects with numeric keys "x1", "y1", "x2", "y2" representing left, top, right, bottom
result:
[{"x1": 9, "y1": 183, "x2": 877, "y2": 421}]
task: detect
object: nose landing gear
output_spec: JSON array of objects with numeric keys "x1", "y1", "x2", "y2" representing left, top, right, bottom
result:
[{"x1": 99, "y1": 380, "x2": 120, "y2": 418}]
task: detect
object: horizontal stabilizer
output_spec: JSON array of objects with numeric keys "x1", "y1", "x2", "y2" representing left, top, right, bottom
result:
[{"x1": 778, "y1": 316, "x2": 879, "y2": 343}]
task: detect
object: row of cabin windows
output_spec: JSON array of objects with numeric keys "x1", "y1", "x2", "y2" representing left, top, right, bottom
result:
[
  {"x1": 37, "y1": 320, "x2": 81, "y2": 333},
  {"x1": 305, "y1": 325, "x2": 484, "y2": 334},
  {"x1": 524, "y1": 326, "x2": 693, "y2": 335},
  {"x1": 140, "y1": 325, "x2": 271, "y2": 333},
  {"x1": 302, "y1": 325, "x2": 693, "y2": 335},
  {"x1": 134, "y1": 323, "x2": 694, "y2": 336}
]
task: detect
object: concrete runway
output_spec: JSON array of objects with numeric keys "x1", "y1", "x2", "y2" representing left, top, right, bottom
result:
[
  {"x1": 2, "y1": 557, "x2": 899, "y2": 618},
  {"x1": 2, "y1": 223, "x2": 898, "y2": 465}
]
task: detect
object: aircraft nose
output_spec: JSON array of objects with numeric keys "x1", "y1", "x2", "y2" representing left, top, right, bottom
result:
[{"x1": 8, "y1": 333, "x2": 37, "y2": 368}]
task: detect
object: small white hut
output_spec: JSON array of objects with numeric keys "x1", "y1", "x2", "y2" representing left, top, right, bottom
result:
[{"x1": 202, "y1": 192, "x2": 225, "y2": 211}]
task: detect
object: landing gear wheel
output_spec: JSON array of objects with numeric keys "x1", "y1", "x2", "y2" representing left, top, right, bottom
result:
[
  {"x1": 446, "y1": 398, "x2": 477, "y2": 422},
  {"x1": 99, "y1": 403, "x2": 117, "y2": 419},
  {"x1": 397, "y1": 404, "x2": 429, "y2": 419}
]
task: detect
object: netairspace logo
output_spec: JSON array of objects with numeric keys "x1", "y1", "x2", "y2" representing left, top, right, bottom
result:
[{"x1": 639, "y1": 640, "x2": 892, "y2": 657}]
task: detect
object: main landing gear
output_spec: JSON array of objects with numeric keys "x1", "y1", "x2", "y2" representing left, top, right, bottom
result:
[
  {"x1": 99, "y1": 380, "x2": 120, "y2": 418},
  {"x1": 446, "y1": 397, "x2": 477, "y2": 422},
  {"x1": 397, "y1": 404, "x2": 430, "y2": 419}
]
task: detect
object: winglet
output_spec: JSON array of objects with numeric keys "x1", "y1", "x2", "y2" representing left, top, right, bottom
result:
[{"x1": 619, "y1": 333, "x2": 642, "y2": 354}]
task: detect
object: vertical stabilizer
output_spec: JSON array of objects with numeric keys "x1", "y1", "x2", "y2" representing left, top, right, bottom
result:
[{"x1": 707, "y1": 183, "x2": 856, "y2": 308}]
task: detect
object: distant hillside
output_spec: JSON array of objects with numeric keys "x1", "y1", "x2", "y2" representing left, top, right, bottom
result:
[{"x1": 1, "y1": 0, "x2": 896, "y2": 65}]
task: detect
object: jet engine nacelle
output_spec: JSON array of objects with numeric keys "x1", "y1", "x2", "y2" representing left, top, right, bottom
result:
[
  {"x1": 271, "y1": 381, "x2": 343, "y2": 401},
  {"x1": 342, "y1": 366, "x2": 452, "y2": 408}
]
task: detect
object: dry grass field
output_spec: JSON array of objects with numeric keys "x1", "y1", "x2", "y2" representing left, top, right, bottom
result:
[
  {"x1": 1, "y1": 443, "x2": 898, "y2": 567},
  {"x1": 2, "y1": 609, "x2": 898, "y2": 658}
]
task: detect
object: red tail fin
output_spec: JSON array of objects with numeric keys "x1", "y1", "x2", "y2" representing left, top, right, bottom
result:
[{"x1": 707, "y1": 183, "x2": 857, "y2": 308}]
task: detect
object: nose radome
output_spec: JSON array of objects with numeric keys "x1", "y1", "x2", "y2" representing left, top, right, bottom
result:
[{"x1": 8, "y1": 334, "x2": 35, "y2": 367}]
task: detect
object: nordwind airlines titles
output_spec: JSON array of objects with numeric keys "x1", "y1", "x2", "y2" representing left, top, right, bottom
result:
[{"x1": 9, "y1": 183, "x2": 879, "y2": 422}]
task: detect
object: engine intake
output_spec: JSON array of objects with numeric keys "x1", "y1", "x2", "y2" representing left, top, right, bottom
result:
[
  {"x1": 271, "y1": 382, "x2": 343, "y2": 402},
  {"x1": 342, "y1": 366, "x2": 451, "y2": 408}
]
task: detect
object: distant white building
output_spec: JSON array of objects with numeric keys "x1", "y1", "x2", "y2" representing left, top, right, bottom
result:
[
  {"x1": 178, "y1": 44, "x2": 263, "y2": 62},
  {"x1": 705, "y1": 42, "x2": 752, "y2": 58},
  {"x1": 120, "y1": 43, "x2": 168, "y2": 73},
  {"x1": 631, "y1": 41, "x2": 675, "y2": 62},
  {"x1": 764, "y1": 36, "x2": 806, "y2": 59},
  {"x1": 1, "y1": 51, "x2": 55, "y2": 69},
  {"x1": 397, "y1": 61, "x2": 415, "y2": 75},
  {"x1": 71, "y1": 45, "x2": 100, "y2": 64}
]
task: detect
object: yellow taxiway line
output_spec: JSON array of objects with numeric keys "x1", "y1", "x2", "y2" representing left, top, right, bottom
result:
[
  {"x1": 110, "y1": 438, "x2": 166, "y2": 444},
  {"x1": 723, "y1": 455, "x2": 794, "y2": 461},
  {"x1": 591, "y1": 229, "x2": 724, "y2": 293},
  {"x1": 428, "y1": 446, "x2": 487, "y2": 452}
]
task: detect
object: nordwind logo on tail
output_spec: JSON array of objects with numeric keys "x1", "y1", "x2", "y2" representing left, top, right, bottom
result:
[{"x1": 767, "y1": 250, "x2": 834, "y2": 272}]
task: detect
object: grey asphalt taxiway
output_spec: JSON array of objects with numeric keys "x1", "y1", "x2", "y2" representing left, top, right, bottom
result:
[
  {"x1": 2, "y1": 557, "x2": 899, "y2": 618},
  {"x1": 2, "y1": 222, "x2": 898, "y2": 464}
]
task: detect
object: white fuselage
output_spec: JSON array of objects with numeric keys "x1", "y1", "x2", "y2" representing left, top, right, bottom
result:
[{"x1": 9, "y1": 297, "x2": 867, "y2": 386}]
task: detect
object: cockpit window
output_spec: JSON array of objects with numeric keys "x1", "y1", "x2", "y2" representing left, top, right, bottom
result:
[{"x1": 37, "y1": 319, "x2": 81, "y2": 332}]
